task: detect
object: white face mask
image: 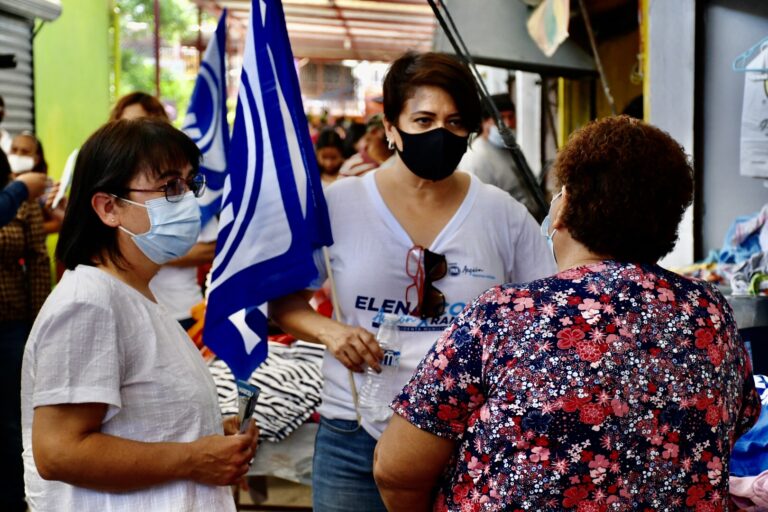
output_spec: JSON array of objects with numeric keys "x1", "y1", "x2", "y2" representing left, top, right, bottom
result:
[
  {"x1": 115, "y1": 191, "x2": 201, "y2": 265},
  {"x1": 8, "y1": 154, "x2": 35, "y2": 174},
  {"x1": 487, "y1": 124, "x2": 515, "y2": 149}
]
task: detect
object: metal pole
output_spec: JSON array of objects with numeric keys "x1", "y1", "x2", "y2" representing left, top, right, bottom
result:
[
  {"x1": 113, "y1": 0, "x2": 121, "y2": 99},
  {"x1": 154, "y1": 0, "x2": 161, "y2": 98},
  {"x1": 577, "y1": 0, "x2": 616, "y2": 115},
  {"x1": 197, "y1": 6, "x2": 202, "y2": 67}
]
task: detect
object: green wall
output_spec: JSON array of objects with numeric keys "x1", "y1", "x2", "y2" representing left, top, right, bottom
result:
[
  {"x1": 34, "y1": 0, "x2": 111, "y2": 275},
  {"x1": 34, "y1": 0, "x2": 111, "y2": 182}
]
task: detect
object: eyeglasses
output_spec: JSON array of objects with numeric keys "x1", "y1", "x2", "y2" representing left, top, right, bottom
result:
[
  {"x1": 406, "y1": 245, "x2": 447, "y2": 319},
  {"x1": 124, "y1": 173, "x2": 206, "y2": 203}
]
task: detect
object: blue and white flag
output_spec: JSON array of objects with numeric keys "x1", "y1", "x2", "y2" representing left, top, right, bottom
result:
[
  {"x1": 182, "y1": 10, "x2": 229, "y2": 229},
  {"x1": 204, "y1": 0, "x2": 332, "y2": 381}
]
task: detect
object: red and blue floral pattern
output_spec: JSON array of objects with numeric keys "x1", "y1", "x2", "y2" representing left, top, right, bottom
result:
[{"x1": 394, "y1": 261, "x2": 760, "y2": 511}]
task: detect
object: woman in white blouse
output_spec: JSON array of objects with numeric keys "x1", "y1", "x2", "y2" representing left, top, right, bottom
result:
[{"x1": 20, "y1": 119, "x2": 257, "y2": 511}]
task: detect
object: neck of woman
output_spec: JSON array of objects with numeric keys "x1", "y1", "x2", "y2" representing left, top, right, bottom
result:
[{"x1": 96, "y1": 253, "x2": 157, "y2": 302}]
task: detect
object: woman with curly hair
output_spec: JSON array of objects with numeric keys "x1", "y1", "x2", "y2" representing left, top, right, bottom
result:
[{"x1": 375, "y1": 115, "x2": 761, "y2": 511}]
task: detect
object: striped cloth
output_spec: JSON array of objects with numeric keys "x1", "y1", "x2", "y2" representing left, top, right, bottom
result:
[{"x1": 208, "y1": 340, "x2": 325, "y2": 442}]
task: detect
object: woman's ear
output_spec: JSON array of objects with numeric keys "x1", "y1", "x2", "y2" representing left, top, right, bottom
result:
[
  {"x1": 91, "y1": 192, "x2": 121, "y2": 228},
  {"x1": 382, "y1": 118, "x2": 399, "y2": 152}
]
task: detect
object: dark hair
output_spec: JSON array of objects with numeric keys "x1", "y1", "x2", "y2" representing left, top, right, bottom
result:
[
  {"x1": 315, "y1": 129, "x2": 344, "y2": 153},
  {"x1": 15, "y1": 132, "x2": 48, "y2": 174},
  {"x1": 109, "y1": 92, "x2": 169, "y2": 122},
  {"x1": 383, "y1": 51, "x2": 481, "y2": 133},
  {"x1": 622, "y1": 95, "x2": 644, "y2": 120},
  {"x1": 57, "y1": 119, "x2": 200, "y2": 270},
  {"x1": 0, "y1": 149, "x2": 10, "y2": 188},
  {"x1": 555, "y1": 115, "x2": 693, "y2": 263},
  {"x1": 482, "y1": 93, "x2": 516, "y2": 120},
  {"x1": 343, "y1": 122, "x2": 367, "y2": 158}
]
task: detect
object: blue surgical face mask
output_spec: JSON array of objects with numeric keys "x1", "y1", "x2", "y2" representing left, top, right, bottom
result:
[
  {"x1": 116, "y1": 191, "x2": 201, "y2": 264},
  {"x1": 540, "y1": 189, "x2": 563, "y2": 261},
  {"x1": 540, "y1": 214, "x2": 556, "y2": 258}
]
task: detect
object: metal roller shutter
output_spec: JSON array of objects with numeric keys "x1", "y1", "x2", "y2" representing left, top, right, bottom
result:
[{"x1": 0, "y1": 13, "x2": 33, "y2": 135}]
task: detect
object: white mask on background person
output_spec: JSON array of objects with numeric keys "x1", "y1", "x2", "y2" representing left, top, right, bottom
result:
[
  {"x1": 540, "y1": 189, "x2": 564, "y2": 262},
  {"x1": 115, "y1": 191, "x2": 201, "y2": 265},
  {"x1": 487, "y1": 124, "x2": 516, "y2": 149},
  {"x1": 8, "y1": 154, "x2": 35, "y2": 174}
]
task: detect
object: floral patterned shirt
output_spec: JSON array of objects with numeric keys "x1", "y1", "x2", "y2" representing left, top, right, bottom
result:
[{"x1": 394, "y1": 261, "x2": 760, "y2": 512}]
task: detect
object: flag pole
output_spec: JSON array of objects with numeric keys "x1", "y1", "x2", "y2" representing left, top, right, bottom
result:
[{"x1": 322, "y1": 246, "x2": 362, "y2": 426}]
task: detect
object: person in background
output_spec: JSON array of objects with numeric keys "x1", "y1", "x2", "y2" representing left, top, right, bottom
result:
[
  {"x1": 339, "y1": 114, "x2": 395, "y2": 178},
  {"x1": 21, "y1": 119, "x2": 257, "y2": 511},
  {"x1": 270, "y1": 51, "x2": 555, "y2": 512},
  {"x1": 8, "y1": 132, "x2": 64, "y2": 234},
  {"x1": 0, "y1": 95, "x2": 11, "y2": 154},
  {"x1": 0, "y1": 148, "x2": 51, "y2": 512},
  {"x1": 458, "y1": 93, "x2": 535, "y2": 211},
  {"x1": 111, "y1": 91, "x2": 217, "y2": 331},
  {"x1": 342, "y1": 122, "x2": 367, "y2": 159},
  {"x1": 315, "y1": 129, "x2": 346, "y2": 187},
  {"x1": 109, "y1": 91, "x2": 170, "y2": 122},
  {"x1": 0, "y1": 151, "x2": 47, "y2": 227},
  {"x1": 374, "y1": 116, "x2": 761, "y2": 511}
]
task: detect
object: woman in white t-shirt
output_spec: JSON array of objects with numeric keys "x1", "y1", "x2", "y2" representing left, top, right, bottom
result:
[
  {"x1": 270, "y1": 51, "x2": 556, "y2": 512},
  {"x1": 20, "y1": 119, "x2": 258, "y2": 511}
]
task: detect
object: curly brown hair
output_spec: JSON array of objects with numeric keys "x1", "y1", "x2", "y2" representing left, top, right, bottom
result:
[{"x1": 555, "y1": 116, "x2": 693, "y2": 263}]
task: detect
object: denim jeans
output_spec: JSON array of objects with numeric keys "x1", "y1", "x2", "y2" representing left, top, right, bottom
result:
[
  {"x1": 312, "y1": 416, "x2": 387, "y2": 512},
  {"x1": 0, "y1": 320, "x2": 32, "y2": 512}
]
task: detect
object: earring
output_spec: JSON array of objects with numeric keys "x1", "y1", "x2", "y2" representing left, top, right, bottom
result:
[{"x1": 387, "y1": 139, "x2": 394, "y2": 150}]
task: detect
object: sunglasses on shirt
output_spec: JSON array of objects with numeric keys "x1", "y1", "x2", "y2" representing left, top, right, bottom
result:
[{"x1": 405, "y1": 246, "x2": 448, "y2": 319}]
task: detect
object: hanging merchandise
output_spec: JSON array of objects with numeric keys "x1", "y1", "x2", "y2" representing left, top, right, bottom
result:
[
  {"x1": 737, "y1": 38, "x2": 768, "y2": 178},
  {"x1": 526, "y1": 0, "x2": 570, "y2": 58}
]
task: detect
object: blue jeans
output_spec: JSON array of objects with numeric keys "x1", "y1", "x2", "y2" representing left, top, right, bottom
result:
[
  {"x1": 312, "y1": 416, "x2": 387, "y2": 512},
  {"x1": 0, "y1": 321, "x2": 31, "y2": 512}
]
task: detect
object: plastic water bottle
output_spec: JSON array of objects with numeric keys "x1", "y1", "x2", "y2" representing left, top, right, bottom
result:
[{"x1": 359, "y1": 313, "x2": 402, "y2": 423}]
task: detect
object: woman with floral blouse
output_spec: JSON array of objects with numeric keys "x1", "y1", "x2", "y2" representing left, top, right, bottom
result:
[{"x1": 374, "y1": 115, "x2": 761, "y2": 512}]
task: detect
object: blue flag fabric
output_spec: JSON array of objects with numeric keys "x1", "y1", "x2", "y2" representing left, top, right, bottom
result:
[
  {"x1": 204, "y1": 0, "x2": 333, "y2": 381},
  {"x1": 182, "y1": 10, "x2": 229, "y2": 229}
]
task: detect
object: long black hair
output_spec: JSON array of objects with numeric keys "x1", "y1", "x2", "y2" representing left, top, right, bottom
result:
[{"x1": 56, "y1": 119, "x2": 200, "y2": 270}]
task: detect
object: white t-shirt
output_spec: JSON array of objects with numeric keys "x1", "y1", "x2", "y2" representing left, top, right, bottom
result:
[
  {"x1": 314, "y1": 170, "x2": 556, "y2": 438},
  {"x1": 21, "y1": 265, "x2": 234, "y2": 512},
  {"x1": 459, "y1": 136, "x2": 535, "y2": 211},
  {"x1": 149, "y1": 218, "x2": 218, "y2": 321},
  {"x1": 0, "y1": 128, "x2": 11, "y2": 154}
]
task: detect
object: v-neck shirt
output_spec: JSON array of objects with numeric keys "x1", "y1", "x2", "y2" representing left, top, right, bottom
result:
[{"x1": 313, "y1": 170, "x2": 556, "y2": 438}]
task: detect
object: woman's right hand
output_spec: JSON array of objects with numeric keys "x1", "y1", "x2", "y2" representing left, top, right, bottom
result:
[
  {"x1": 187, "y1": 420, "x2": 259, "y2": 486},
  {"x1": 318, "y1": 323, "x2": 383, "y2": 373}
]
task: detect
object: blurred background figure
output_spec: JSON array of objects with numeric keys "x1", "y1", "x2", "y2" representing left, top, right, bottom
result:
[
  {"x1": 342, "y1": 121, "x2": 367, "y2": 159},
  {"x1": 0, "y1": 149, "x2": 47, "y2": 228},
  {"x1": 109, "y1": 91, "x2": 170, "y2": 122},
  {"x1": 0, "y1": 96, "x2": 11, "y2": 154},
  {"x1": 315, "y1": 128, "x2": 345, "y2": 187},
  {"x1": 0, "y1": 148, "x2": 50, "y2": 512},
  {"x1": 8, "y1": 132, "x2": 63, "y2": 235},
  {"x1": 339, "y1": 114, "x2": 395, "y2": 178},
  {"x1": 458, "y1": 93, "x2": 535, "y2": 211}
]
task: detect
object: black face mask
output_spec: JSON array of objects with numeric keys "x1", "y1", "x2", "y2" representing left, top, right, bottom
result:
[{"x1": 394, "y1": 127, "x2": 469, "y2": 181}]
